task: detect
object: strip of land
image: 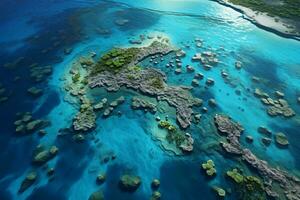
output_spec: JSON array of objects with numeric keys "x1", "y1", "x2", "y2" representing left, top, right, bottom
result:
[{"x1": 211, "y1": 0, "x2": 300, "y2": 40}]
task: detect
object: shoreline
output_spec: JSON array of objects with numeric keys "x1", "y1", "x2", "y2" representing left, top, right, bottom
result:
[{"x1": 211, "y1": 0, "x2": 300, "y2": 41}]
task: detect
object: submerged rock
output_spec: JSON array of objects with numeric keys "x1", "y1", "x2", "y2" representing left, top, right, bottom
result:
[
  {"x1": 33, "y1": 145, "x2": 58, "y2": 164},
  {"x1": 110, "y1": 96, "x2": 125, "y2": 107},
  {"x1": 275, "y1": 91, "x2": 285, "y2": 98},
  {"x1": 208, "y1": 99, "x2": 217, "y2": 107},
  {"x1": 30, "y1": 65, "x2": 52, "y2": 82},
  {"x1": 151, "y1": 191, "x2": 161, "y2": 200},
  {"x1": 179, "y1": 133, "x2": 194, "y2": 152},
  {"x1": 27, "y1": 87, "x2": 43, "y2": 97},
  {"x1": 186, "y1": 65, "x2": 195, "y2": 72},
  {"x1": 73, "y1": 134, "x2": 85, "y2": 142},
  {"x1": 175, "y1": 68, "x2": 182, "y2": 74},
  {"x1": 47, "y1": 168, "x2": 55, "y2": 176},
  {"x1": 191, "y1": 79, "x2": 199, "y2": 87},
  {"x1": 88, "y1": 190, "x2": 104, "y2": 200},
  {"x1": 115, "y1": 18, "x2": 129, "y2": 26},
  {"x1": 94, "y1": 98, "x2": 107, "y2": 110},
  {"x1": 176, "y1": 49, "x2": 186, "y2": 57},
  {"x1": 19, "y1": 171, "x2": 37, "y2": 193},
  {"x1": 194, "y1": 73, "x2": 204, "y2": 80},
  {"x1": 257, "y1": 126, "x2": 272, "y2": 137},
  {"x1": 151, "y1": 179, "x2": 160, "y2": 189},
  {"x1": 96, "y1": 173, "x2": 106, "y2": 184},
  {"x1": 103, "y1": 107, "x2": 113, "y2": 117},
  {"x1": 275, "y1": 132, "x2": 289, "y2": 147},
  {"x1": 262, "y1": 137, "x2": 272, "y2": 146},
  {"x1": 119, "y1": 175, "x2": 141, "y2": 192},
  {"x1": 235, "y1": 61, "x2": 242, "y2": 69},
  {"x1": 206, "y1": 78, "x2": 215, "y2": 86},
  {"x1": 246, "y1": 135, "x2": 253, "y2": 143},
  {"x1": 14, "y1": 113, "x2": 49, "y2": 134},
  {"x1": 26, "y1": 120, "x2": 44, "y2": 132}
]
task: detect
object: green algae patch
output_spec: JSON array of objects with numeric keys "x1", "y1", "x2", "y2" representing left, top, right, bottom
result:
[
  {"x1": 72, "y1": 72, "x2": 81, "y2": 83},
  {"x1": 149, "y1": 76, "x2": 164, "y2": 89},
  {"x1": 158, "y1": 120, "x2": 185, "y2": 146},
  {"x1": 226, "y1": 168, "x2": 244, "y2": 183},
  {"x1": 226, "y1": 169, "x2": 266, "y2": 200},
  {"x1": 92, "y1": 47, "x2": 140, "y2": 74},
  {"x1": 202, "y1": 160, "x2": 217, "y2": 176},
  {"x1": 275, "y1": 132, "x2": 289, "y2": 147},
  {"x1": 213, "y1": 186, "x2": 226, "y2": 197}
]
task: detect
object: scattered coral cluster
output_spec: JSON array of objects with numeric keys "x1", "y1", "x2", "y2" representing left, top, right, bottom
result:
[{"x1": 254, "y1": 88, "x2": 295, "y2": 118}]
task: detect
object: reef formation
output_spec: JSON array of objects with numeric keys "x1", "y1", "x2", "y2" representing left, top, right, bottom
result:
[
  {"x1": 59, "y1": 37, "x2": 300, "y2": 199},
  {"x1": 214, "y1": 114, "x2": 300, "y2": 199}
]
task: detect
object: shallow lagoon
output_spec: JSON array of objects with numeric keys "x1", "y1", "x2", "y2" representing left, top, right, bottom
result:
[{"x1": 0, "y1": 0, "x2": 300, "y2": 200}]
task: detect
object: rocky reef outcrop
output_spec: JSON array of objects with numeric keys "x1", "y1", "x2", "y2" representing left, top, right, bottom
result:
[
  {"x1": 131, "y1": 97, "x2": 157, "y2": 113},
  {"x1": 73, "y1": 97, "x2": 96, "y2": 132},
  {"x1": 33, "y1": 145, "x2": 59, "y2": 164},
  {"x1": 14, "y1": 112, "x2": 50, "y2": 134},
  {"x1": 214, "y1": 114, "x2": 300, "y2": 199},
  {"x1": 254, "y1": 88, "x2": 295, "y2": 118},
  {"x1": 89, "y1": 67, "x2": 201, "y2": 128}
]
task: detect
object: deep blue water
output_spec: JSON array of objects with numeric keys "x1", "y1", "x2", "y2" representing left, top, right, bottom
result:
[{"x1": 0, "y1": 0, "x2": 300, "y2": 200}]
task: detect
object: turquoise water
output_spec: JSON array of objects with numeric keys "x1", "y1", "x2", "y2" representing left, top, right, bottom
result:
[{"x1": 0, "y1": 0, "x2": 300, "y2": 199}]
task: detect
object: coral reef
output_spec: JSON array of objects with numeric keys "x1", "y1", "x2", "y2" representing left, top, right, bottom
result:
[
  {"x1": 89, "y1": 67, "x2": 202, "y2": 128},
  {"x1": 88, "y1": 41, "x2": 202, "y2": 128},
  {"x1": 158, "y1": 120, "x2": 194, "y2": 152},
  {"x1": 214, "y1": 114, "x2": 300, "y2": 199},
  {"x1": 73, "y1": 97, "x2": 96, "y2": 131},
  {"x1": 226, "y1": 169, "x2": 266, "y2": 200},
  {"x1": 254, "y1": 88, "x2": 295, "y2": 118},
  {"x1": 131, "y1": 97, "x2": 157, "y2": 113}
]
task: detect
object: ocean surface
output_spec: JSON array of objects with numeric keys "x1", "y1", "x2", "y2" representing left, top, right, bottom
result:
[{"x1": 0, "y1": 0, "x2": 300, "y2": 200}]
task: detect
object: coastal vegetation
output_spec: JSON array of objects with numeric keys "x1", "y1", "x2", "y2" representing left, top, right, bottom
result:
[
  {"x1": 229, "y1": 0, "x2": 300, "y2": 18},
  {"x1": 92, "y1": 48, "x2": 140, "y2": 74}
]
